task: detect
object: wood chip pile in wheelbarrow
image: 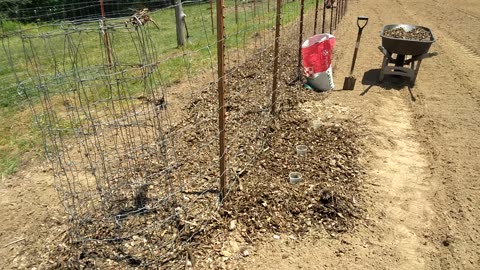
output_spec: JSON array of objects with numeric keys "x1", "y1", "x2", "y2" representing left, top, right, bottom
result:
[{"x1": 383, "y1": 27, "x2": 432, "y2": 41}]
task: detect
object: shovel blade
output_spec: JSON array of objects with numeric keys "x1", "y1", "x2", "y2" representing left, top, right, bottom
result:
[{"x1": 343, "y1": 76, "x2": 356, "y2": 90}]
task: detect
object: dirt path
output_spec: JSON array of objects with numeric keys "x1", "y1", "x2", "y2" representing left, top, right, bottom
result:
[
  {"x1": 241, "y1": 0, "x2": 480, "y2": 269},
  {"x1": 0, "y1": 164, "x2": 64, "y2": 269}
]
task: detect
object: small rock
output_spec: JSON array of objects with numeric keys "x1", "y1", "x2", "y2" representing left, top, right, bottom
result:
[
  {"x1": 329, "y1": 159, "x2": 337, "y2": 166},
  {"x1": 229, "y1": 240, "x2": 240, "y2": 253},
  {"x1": 220, "y1": 250, "x2": 232, "y2": 257},
  {"x1": 273, "y1": 235, "x2": 281, "y2": 240},
  {"x1": 242, "y1": 250, "x2": 250, "y2": 257},
  {"x1": 229, "y1": 220, "x2": 236, "y2": 231},
  {"x1": 442, "y1": 239, "x2": 451, "y2": 247}
]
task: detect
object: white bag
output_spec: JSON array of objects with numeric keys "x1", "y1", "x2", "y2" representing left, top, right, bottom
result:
[{"x1": 306, "y1": 66, "x2": 334, "y2": 91}]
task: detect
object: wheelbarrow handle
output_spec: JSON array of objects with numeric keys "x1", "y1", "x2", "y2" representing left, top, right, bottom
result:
[{"x1": 357, "y1": 16, "x2": 369, "y2": 30}]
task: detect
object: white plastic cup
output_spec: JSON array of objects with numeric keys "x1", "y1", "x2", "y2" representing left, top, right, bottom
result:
[
  {"x1": 296, "y1": 145, "x2": 308, "y2": 156},
  {"x1": 289, "y1": 172, "x2": 302, "y2": 184}
]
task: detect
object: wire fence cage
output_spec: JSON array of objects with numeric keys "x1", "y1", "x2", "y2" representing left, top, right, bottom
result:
[{"x1": 0, "y1": 0, "x2": 354, "y2": 268}]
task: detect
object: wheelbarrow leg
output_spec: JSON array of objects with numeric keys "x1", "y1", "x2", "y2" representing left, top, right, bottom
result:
[
  {"x1": 411, "y1": 59, "x2": 423, "y2": 85},
  {"x1": 379, "y1": 55, "x2": 388, "y2": 82}
]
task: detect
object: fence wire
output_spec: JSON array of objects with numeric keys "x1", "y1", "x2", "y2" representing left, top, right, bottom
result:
[{"x1": 0, "y1": 0, "x2": 351, "y2": 268}]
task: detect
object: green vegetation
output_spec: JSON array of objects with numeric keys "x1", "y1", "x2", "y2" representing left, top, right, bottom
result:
[{"x1": 0, "y1": 0, "x2": 316, "y2": 175}]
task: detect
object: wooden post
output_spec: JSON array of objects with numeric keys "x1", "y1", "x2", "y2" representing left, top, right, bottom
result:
[
  {"x1": 216, "y1": 0, "x2": 227, "y2": 202},
  {"x1": 271, "y1": 0, "x2": 282, "y2": 115},
  {"x1": 99, "y1": 0, "x2": 112, "y2": 67},
  {"x1": 174, "y1": 0, "x2": 186, "y2": 46}
]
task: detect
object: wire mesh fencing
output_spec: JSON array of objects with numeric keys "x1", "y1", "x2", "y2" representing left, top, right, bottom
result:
[{"x1": 0, "y1": 0, "x2": 354, "y2": 268}]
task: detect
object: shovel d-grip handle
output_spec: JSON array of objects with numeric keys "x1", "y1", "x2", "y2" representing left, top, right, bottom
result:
[{"x1": 357, "y1": 16, "x2": 369, "y2": 30}]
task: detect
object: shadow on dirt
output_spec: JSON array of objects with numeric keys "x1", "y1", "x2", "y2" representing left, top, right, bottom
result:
[{"x1": 359, "y1": 69, "x2": 417, "y2": 101}]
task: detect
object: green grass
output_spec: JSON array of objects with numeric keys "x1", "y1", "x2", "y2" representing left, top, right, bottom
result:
[{"x1": 0, "y1": 0, "x2": 317, "y2": 175}]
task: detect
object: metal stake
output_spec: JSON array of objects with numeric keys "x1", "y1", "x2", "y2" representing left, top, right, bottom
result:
[
  {"x1": 216, "y1": 0, "x2": 227, "y2": 202},
  {"x1": 271, "y1": 0, "x2": 282, "y2": 115}
]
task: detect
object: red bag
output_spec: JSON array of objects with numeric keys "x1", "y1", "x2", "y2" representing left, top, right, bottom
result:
[{"x1": 302, "y1": 34, "x2": 336, "y2": 77}]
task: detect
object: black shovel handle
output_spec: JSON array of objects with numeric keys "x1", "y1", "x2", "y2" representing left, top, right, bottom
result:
[
  {"x1": 357, "y1": 16, "x2": 369, "y2": 30},
  {"x1": 350, "y1": 16, "x2": 369, "y2": 76}
]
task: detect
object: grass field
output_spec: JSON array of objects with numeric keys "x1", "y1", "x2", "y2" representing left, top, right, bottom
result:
[{"x1": 0, "y1": 0, "x2": 316, "y2": 175}]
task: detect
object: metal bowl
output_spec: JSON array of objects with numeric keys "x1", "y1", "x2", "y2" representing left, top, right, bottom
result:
[{"x1": 380, "y1": 24, "x2": 435, "y2": 55}]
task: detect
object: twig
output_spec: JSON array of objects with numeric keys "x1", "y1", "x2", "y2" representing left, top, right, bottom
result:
[
  {"x1": 365, "y1": 181, "x2": 381, "y2": 187},
  {"x1": 3, "y1": 238, "x2": 25, "y2": 248},
  {"x1": 185, "y1": 247, "x2": 195, "y2": 269}
]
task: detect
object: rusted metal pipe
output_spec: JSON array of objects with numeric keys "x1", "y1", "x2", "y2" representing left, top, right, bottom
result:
[
  {"x1": 297, "y1": 0, "x2": 305, "y2": 79},
  {"x1": 313, "y1": 0, "x2": 319, "y2": 35},
  {"x1": 216, "y1": 0, "x2": 226, "y2": 202},
  {"x1": 271, "y1": 0, "x2": 282, "y2": 115},
  {"x1": 322, "y1": 0, "x2": 326, "y2": 33}
]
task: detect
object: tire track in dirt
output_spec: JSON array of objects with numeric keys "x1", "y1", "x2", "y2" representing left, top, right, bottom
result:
[
  {"x1": 342, "y1": 1, "x2": 437, "y2": 267},
  {"x1": 448, "y1": 39, "x2": 480, "y2": 65},
  {"x1": 394, "y1": 0, "x2": 480, "y2": 269},
  {"x1": 366, "y1": 95, "x2": 434, "y2": 270}
]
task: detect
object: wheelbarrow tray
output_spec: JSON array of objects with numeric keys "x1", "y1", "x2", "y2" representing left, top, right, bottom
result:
[{"x1": 380, "y1": 24, "x2": 435, "y2": 55}]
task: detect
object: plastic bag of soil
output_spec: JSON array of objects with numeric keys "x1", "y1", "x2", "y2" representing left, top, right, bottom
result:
[{"x1": 302, "y1": 33, "x2": 336, "y2": 91}]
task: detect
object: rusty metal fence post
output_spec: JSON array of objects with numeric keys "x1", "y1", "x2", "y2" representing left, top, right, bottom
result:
[
  {"x1": 235, "y1": 0, "x2": 239, "y2": 24},
  {"x1": 216, "y1": 0, "x2": 227, "y2": 202},
  {"x1": 297, "y1": 0, "x2": 305, "y2": 79},
  {"x1": 335, "y1": 1, "x2": 339, "y2": 28},
  {"x1": 339, "y1": 0, "x2": 343, "y2": 21},
  {"x1": 313, "y1": 0, "x2": 319, "y2": 35},
  {"x1": 322, "y1": 0, "x2": 326, "y2": 33},
  {"x1": 271, "y1": 0, "x2": 282, "y2": 115},
  {"x1": 329, "y1": 2, "x2": 334, "y2": 33},
  {"x1": 210, "y1": 0, "x2": 215, "y2": 34}
]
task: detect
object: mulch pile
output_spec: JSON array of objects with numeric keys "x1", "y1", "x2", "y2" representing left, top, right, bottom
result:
[{"x1": 44, "y1": 39, "x2": 365, "y2": 269}]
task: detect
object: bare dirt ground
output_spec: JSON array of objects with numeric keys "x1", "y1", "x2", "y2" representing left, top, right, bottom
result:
[
  {"x1": 238, "y1": 0, "x2": 480, "y2": 269},
  {"x1": 1, "y1": 0, "x2": 480, "y2": 269}
]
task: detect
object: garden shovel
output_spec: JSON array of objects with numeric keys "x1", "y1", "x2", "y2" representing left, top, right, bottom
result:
[{"x1": 343, "y1": 16, "x2": 369, "y2": 90}]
